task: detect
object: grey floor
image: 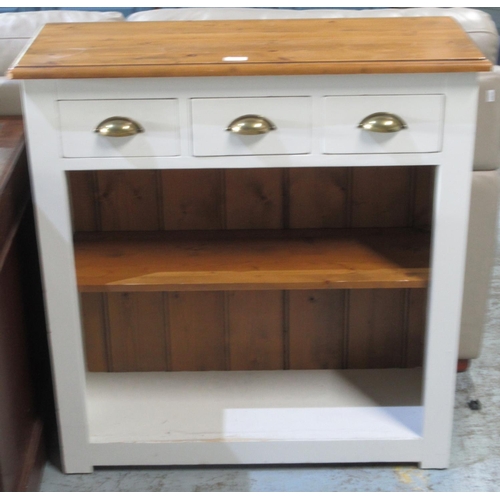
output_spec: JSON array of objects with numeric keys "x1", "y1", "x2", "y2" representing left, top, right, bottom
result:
[{"x1": 39, "y1": 236, "x2": 500, "y2": 492}]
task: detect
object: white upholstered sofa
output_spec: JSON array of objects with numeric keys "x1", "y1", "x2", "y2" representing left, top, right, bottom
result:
[{"x1": 1, "y1": 7, "x2": 498, "y2": 367}]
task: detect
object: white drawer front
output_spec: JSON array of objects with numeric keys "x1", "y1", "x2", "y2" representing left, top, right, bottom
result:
[
  {"x1": 59, "y1": 99, "x2": 180, "y2": 158},
  {"x1": 191, "y1": 97, "x2": 311, "y2": 156},
  {"x1": 323, "y1": 95, "x2": 444, "y2": 154}
]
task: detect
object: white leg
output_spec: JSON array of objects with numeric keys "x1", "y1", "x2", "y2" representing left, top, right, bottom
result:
[
  {"x1": 22, "y1": 80, "x2": 92, "y2": 473},
  {"x1": 420, "y1": 75, "x2": 479, "y2": 469}
]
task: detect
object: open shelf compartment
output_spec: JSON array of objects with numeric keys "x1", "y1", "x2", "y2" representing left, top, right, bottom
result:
[
  {"x1": 70, "y1": 167, "x2": 433, "y2": 373},
  {"x1": 86, "y1": 368, "x2": 424, "y2": 465}
]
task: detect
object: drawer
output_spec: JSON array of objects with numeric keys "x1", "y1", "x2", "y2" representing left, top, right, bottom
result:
[
  {"x1": 323, "y1": 95, "x2": 444, "y2": 154},
  {"x1": 191, "y1": 97, "x2": 311, "y2": 156},
  {"x1": 58, "y1": 99, "x2": 180, "y2": 158}
]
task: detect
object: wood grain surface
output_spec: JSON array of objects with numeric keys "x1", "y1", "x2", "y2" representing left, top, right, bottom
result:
[
  {"x1": 0, "y1": 117, "x2": 46, "y2": 490},
  {"x1": 0, "y1": 118, "x2": 29, "y2": 268},
  {"x1": 74, "y1": 228, "x2": 430, "y2": 292},
  {"x1": 8, "y1": 17, "x2": 490, "y2": 79}
]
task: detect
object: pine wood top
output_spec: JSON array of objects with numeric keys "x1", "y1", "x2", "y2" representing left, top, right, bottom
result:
[
  {"x1": 9, "y1": 17, "x2": 490, "y2": 79},
  {"x1": 74, "y1": 228, "x2": 430, "y2": 292}
]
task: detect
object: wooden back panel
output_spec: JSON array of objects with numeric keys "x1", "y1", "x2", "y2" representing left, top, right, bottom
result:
[{"x1": 70, "y1": 166, "x2": 432, "y2": 232}]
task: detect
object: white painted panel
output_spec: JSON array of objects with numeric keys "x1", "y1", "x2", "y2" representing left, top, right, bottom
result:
[
  {"x1": 221, "y1": 407, "x2": 423, "y2": 441},
  {"x1": 23, "y1": 80, "x2": 93, "y2": 473},
  {"x1": 419, "y1": 74, "x2": 479, "y2": 469},
  {"x1": 87, "y1": 370, "x2": 422, "y2": 444},
  {"x1": 90, "y1": 440, "x2": 423, "y2": 467},
  {"x1": 323, "y1": 94, "x2": 444, "y2": 154},
  {"x1": 58, "y1": 99, "x2": 180, "y2": 158},
  {"x1": 191, "y1": 97, "x2": 312, "y2": 156}
]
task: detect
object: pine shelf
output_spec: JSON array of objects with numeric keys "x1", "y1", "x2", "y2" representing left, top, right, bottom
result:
[{"x1": 74, "y1": 228, "x2": 430, "y2": 292}]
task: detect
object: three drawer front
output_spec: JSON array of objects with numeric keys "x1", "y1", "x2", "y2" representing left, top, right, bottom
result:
[
  {"x1": 323, "y1": 95, "x2": 444, "y2": 154},
  {"x1": 191, "y1": 97, "x2": 312, "y2": 157},
  {"x1": 59, "y1": 99, "x2": 180, "y2": 158}
]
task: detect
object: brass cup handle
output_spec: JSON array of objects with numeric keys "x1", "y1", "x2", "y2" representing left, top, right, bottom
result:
[
  {"x1": 358, "y1": 112, "x2": 407, "y2": 133},
  {"x1": 226, "y1": 114, "x2": 277, "y2": 135},
  {"x1": 94, "y1": 116, "x2": 144, "y2": 137}
]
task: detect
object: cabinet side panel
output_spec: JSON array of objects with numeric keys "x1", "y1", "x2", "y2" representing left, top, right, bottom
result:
[
  {"x1": 22, "y1": 79, "x2": 92, "y2": 473},
  {"x1": 225, "y1": 169, "x2": 284, "y2": 229},
  {"x1": 288, "y1": 168, "x2": 349, "y2": 228},
  {"x1": 288, "y1": 290, "x2": 345, "y2": 369},
  {"x1": 347, "y1": 289, "x2": 406, "y2": 368},
  {"x1": 168, "y1": 292, "x2": 226, "y2": 371},
  {"x1": 96, "y1": 171, "x2": 162, "y2": 231},
  {"x1": 228, "y1": 290, "x2": 284, "y2": 370},
  {"x1": 80, "y1": 293, "x2": 109, "y2": 372},
  {"x1": 161, "y1": 169, "x2": 224, "y2": 230},
  {"x1": 0, "y1": 240, "x2": 37, "y2": 491}
]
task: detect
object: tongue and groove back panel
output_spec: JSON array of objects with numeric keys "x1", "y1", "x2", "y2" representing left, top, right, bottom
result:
[{"x1": 69, "y1": 166, "x2": 432, "y2": 372}]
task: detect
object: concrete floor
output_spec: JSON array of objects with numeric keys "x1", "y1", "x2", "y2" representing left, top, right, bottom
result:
[{"x1": 39, "y1": 239, "x2": 500, "y2": 492}]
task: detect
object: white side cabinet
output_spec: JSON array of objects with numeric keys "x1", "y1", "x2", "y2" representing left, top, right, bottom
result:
[
  {"x1": 11, "y1": 17, "x2": 488, "y2": 473},
  {"x1": 20, "y1": 73, "x2": 479, "y2": 472}
]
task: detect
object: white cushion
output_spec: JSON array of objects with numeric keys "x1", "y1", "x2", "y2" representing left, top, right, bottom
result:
[
  {"x1": 128, "y1": 7, "x2": 499, "y2": 64},
  {"x1": 0, "y1": 77, "x2": 22, "y2": 115},
  {"x1": 0, "y1": 10, "x2": 125, "y2": 115},
  {"x1": 460, "y1": 169, "x2": 500, "y2": 358},
  {"x1": 0, "y1": 10, "x2": 125, "y2": 76},
  {"x1": 475, "y1": 69, "x2": 500, "y2": 171}
]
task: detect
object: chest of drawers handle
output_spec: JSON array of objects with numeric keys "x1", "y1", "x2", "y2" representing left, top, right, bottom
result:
[
  {"x1": 226, "y1": 114, "x2": 277, "y2": 135},
  {"x1": 94, "y1": 116, "x2": 145, "y2": 137},
  {"x1": 358, "y1": 112, "x2": 408, "y2": 133}
]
